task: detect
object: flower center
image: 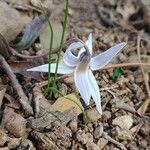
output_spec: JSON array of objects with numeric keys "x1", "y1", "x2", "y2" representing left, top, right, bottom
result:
[{"x1": 77, "y1": 51, "x2": 91, "y2": 73}]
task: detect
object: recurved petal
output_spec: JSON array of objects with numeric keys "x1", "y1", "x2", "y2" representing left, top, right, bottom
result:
[
  {"x1": 74, "y1": 67, "x2": 91, "y2": 105},
  {"x1": 90, "y1": 42, "x2": 127, "y2": 71},
  {"x1": 27, "y1": 63, "x2": 74, "y2": 74},
  {"x1": 78, "y1": 33, "x2": 93, "y2": 57},
  {"x1": 88, "y1": 70, "x2": 102, "y2": 114},
  {"x1": 63, "y1": 42, "x2": 83, "y2": 67}
]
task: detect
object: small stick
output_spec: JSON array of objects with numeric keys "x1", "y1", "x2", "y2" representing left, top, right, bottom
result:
[
  {"x1": 102, "y1": 62, "x2": 150, "y2": 70},
  {"x1": 137, "y1": 36, "x2": 150, "y2": 98},
  {"x1": 0, "y1": 55, "x2": 33, "y2": 116},
  {"x1": 102, "y1": 132, "x2": 127, "y2": 150}
]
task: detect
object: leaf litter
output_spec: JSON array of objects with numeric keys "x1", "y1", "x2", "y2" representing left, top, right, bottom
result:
[{"x1": 0, "y1": 0, "x2": 150, "y2": 149}]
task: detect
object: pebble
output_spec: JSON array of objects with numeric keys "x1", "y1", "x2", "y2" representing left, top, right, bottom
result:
[
  {"x1": 86, "y1": 142, "x2": 101, "y2": 150},
  {"x1": 97, "y1": 138, "x2": 108, "y2": 149},
  {"x1": 68, "y1": 118, "x2": 78, "y2": 133},
  {"x1": 76, "y1": 130, "x2": 93, "y2": 145},
  {"x1": 87, "y1": 108, "x2": 102, "y2": 122},
  {"x1": 94, "y1": 124, "x2": 103, "y2": 139},
  {"x1": 115, "y1": 126, "x2": 133, "y2": 140},
  {"x1": 102, "y1": 111, "x2": 111, "y2": 121}
]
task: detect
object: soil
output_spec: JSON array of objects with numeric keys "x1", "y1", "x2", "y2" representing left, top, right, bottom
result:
[{"x1": 0, "y1": 0, "x2": 150, "y2": 150}]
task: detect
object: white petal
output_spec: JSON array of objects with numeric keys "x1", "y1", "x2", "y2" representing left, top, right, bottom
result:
[
  {"x1": 78, "y1": 33, "x2": 93, "y2": 57},
  {"x1": 63, "y1": 42, "x2": 83, "y2": 67},
  {"x1": 74, "y1": 67, "x2": 91, "y2": 105},
  {"x1": 27, "y1": 63, "x2": 74, "y2": 74},
  {"x1": 88, "y1": 70, "x2": 102, "y2": 114},
  {"x1": 90, "y1": 42, "x2": 127, "y2": 71},
  {"x1": 87, "y1": 33, "x2": 92, "y2": 54}
]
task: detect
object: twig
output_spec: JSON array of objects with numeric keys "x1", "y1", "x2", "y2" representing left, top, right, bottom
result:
[
  {"x1": 137, "y1": 36, "x2": 150, "y2": 98},
  {"x1": 102, "y1": 132, "x2": 127, "y2": 150},
  {"x1": 102, "y1": 62, "x2": 150, "y2": 70},
  {"x1": 0, "y1": 55, "x2": 33, "y2": 116},
  {"x1": 10, "y1": 47, "x2": 49, "y2": 59}
]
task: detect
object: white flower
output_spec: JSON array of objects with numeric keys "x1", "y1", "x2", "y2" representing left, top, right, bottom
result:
[{"x1": 27, "y1": 34, "x2": 127, "y2": 114}]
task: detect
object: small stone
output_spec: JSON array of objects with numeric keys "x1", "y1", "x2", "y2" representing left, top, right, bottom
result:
[
  {"x1": 87, "y1": 108, "x2": 101, "y2": 122},
  {"x1": 128, "y1": 141, "x2": 138, "y2": 150},
  {"x1": 97, "y1": 138, "x2": 108, "y2": 149},
  {"x1": 86, "y1": 142, "x2": 101, "y2": 150},
  {"x1": 118, "y1": 53, "x2": 127, "y2": 62},
  {"x1": 94, "y1": 124, "x2": 103, "y2": 139},
  {"x1": 87, "y1": 123, "x2": 94, "y2": 133},
  {"x1": 115, "y1": 126, "x2": 133, "y2": 140},
  {"x1": 76, "y1": 130, "x2": 93, "y2": 145},
  {"x1": 102, "y1": 111, "x2": 111, "y2": 121},
  {"x1": 19, "y1": 139, "x2": 36, "y2": 150},
  {"x1": 64, "y1": 76, "x2": 74, "y2": 84},
  {"x1": 68, "y1": 118, "x2": 78, "y2": 133},
  {"x1": 51, "y1": 121, "x2": 72, "y2": 148},
  {"x1": 139, "y1": 140, "x2": 148, "y2": 148},
  {"x1": 140, "y1": 120, "x2": 150, "y2": 136},
  {"x1": 7, "y1": 138, "x2": 21, "y2": 149},
  {"x1": 112, "y1": 115, "x2": 133, "y2": 129},
  {"x1": 0, "y1": 127, "x2": 8, "y2": 146}
]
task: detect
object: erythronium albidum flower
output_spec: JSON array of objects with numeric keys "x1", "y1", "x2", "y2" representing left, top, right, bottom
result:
[{"x1": 27, "y1": 34, "x2": 127, "y2": 114}]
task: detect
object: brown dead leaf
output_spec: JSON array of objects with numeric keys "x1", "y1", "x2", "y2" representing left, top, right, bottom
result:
[
  {"x1": 112, "y1": 115, "x2": 133, "y2": 130},
  {"x1": 0, "y1": 2, "x2": 24, "y2": 42},
  {"x1": 8, "y1": 60, "x2": 35, "y2": 73},
  {"x1": 49, "y1": 93, "x2": 84, "y2": 115},
  {"x1": 8, "y1": 60, "x2": 43, "y2": 81},
  {"x1": 137, "y1": 99, "x2": 150, "y2": 116},
  {"x1": 0, "y1": 85, "x2": 7, "y2": 109}
]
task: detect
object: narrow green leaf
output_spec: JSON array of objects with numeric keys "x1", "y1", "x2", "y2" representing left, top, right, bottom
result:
[{"x1": 112, "y1": 67, "x2": 124, "y2": 81}]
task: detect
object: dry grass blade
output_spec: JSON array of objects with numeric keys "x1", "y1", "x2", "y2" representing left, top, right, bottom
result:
[
  {"x1": 137, "y1": 36, "x2": 150, "y2": 98},
  {"x1": 137, "y1": 99, "x2": 150, "y2": 116}
]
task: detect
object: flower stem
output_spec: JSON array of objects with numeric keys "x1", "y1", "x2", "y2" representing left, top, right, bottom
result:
[
  {"x1": 39, "y1": 2, "x2": 54, "y2": 96},
  {"x1": 52, "y1": 0, "x2": 69, "y2": 86}
]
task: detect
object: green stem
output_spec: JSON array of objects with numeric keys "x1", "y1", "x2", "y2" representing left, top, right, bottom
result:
[
  {"x1": 39, "y1": 2, "x2": 54, "y2": 95},
  {"x1": 53, "y1": 0, "x2": 69, "y2": 86},
  {"x1": 48, "y1": 87, "x2": 88, "y2": 126}
]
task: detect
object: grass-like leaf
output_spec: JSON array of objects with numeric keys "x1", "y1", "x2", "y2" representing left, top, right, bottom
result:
[{"x1": 112, "y1": 67, "x2": 124, "y2": 81}]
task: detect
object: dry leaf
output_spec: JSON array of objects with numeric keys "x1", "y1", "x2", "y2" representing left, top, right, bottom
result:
[
  {"x1": 137, "y1": 99, "x2": 150, "y2": 116},
  {"x1": 0, "y1": 85, "x2": 7, "y2": 109},
  {"x1": 0, "y1": 2, "x2": 24, "y2": 42},
  {"x1": 49, "y1": 93, "x2": 84, "y2": 115},
  {"x1": 112, "y1": 115, "x2": 133, "y2": 130},
  {"x1": 8, "y1": 60, "x2": 35, "y2": 73}
]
